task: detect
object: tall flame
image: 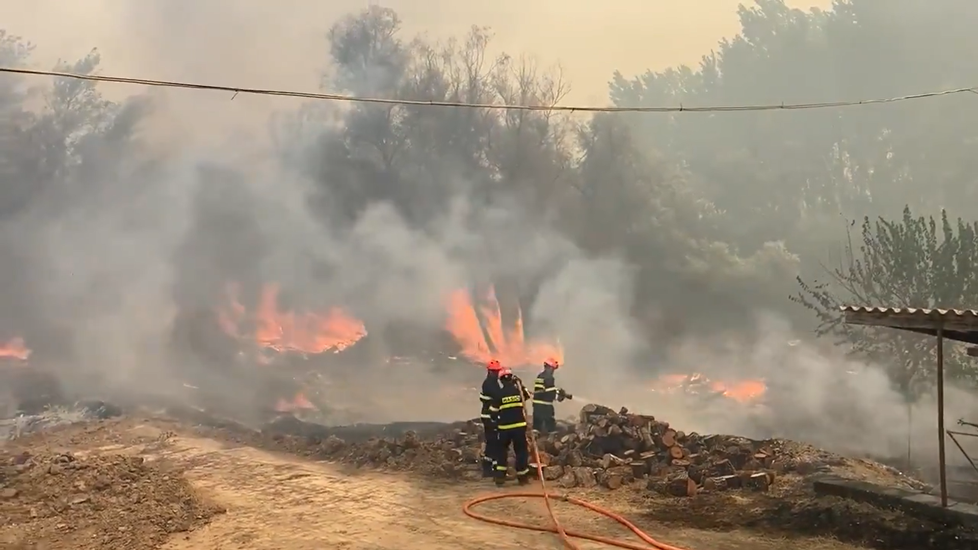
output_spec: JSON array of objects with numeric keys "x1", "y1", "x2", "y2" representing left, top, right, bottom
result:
[
  {"x1": 0, "y1": 337, "x2": 31, "y2": 361},
  {"x1": 445, "y1": 285, "x2": 563, "y2": 368},
  {"x1": 218, "y1": 282, "x2": 367, "y2": 355}
]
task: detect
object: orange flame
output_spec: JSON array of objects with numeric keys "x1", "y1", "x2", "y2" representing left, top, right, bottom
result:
[
  {"x1": 218, "y1": 282, "x2": 367, "y2": 355},
  {"x1": 0, "y1": 337, "x2": 31, "y2": 361},
  {"x1": 274, "y1": 392, "x2": 318, "y2": 413},
  {"x1": 445, "y1": 285, "x2": 563, "y2": 368},
  {"x1": 652, "y1": 373, "x2": 766, "y2": 403}
]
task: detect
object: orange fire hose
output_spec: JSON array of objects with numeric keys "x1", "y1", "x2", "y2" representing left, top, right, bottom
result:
[{"x1": 462, "y1": 382, "x2": 693, "y2": 550}]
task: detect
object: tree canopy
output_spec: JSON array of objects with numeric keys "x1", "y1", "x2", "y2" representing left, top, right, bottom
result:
[
  {"x1": 281, "y1": 5, "x2": 799, "y2": 340},
  {"x1": 2, "y1": 0, "x2": 978, "y2": 396},
  {"x1": 794, "y1": 207, "x2": 978, "y2": 395}
]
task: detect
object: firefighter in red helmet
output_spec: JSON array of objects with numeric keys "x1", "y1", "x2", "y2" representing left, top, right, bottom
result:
[
  {"x1": 478, "y1": 359, "x2": 503, "y2": 477},
  {"x1": 532, "y1": 357, "x2": 572, "y2": 435},
  {"x1": 488, "y1": 368, "x2": 531, "y2": 486}
]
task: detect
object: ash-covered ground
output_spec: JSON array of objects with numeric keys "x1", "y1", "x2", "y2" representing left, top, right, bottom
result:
[{"x1": 1, "y1": 390, "x2": 976, "y2": 550}]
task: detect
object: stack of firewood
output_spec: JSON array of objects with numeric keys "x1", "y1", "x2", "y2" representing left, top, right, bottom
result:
[{"x1": 531, "y1": 404, "x2": 779, "y2": 495}]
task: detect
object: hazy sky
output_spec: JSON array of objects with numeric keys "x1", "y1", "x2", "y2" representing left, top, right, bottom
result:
[{"x1": 0, "y1": 0, "x2": 831, "y2": 141}]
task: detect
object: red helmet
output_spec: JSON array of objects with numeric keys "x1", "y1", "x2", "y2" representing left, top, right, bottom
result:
[
  {"x1": 544, "y1": 358, "x2": 560, "y2": 370},
  {"x1": 498, "y1": 368, "x2": 513, "y2": 378},
  {"x1": 487, "y1": 359, "x2": 502, "y2": 372}
]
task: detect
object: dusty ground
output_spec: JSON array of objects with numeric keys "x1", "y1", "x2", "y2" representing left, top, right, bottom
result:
[{"x1": 0, "y1": 415, "x2": 874, "y2": 550}]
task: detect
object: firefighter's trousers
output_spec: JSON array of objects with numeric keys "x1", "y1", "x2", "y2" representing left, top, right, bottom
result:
[
  {"x1": 494, "y1": 427, "x2": 530, "y2": 481},
  {"x1": 481, "y1": 419, "x2": 498, "y2": 475}
]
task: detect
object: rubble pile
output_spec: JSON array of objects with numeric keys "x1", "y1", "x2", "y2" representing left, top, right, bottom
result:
[
  {"x1": 0, "y1": 450, "x2": 221, "y2": 550},
  {"x1": 261, "y1": 403, "x2": 836, "y2": 496},
  {"x1": 262, "y1": 417, "x2": 486, "y2": 479},
  {"x1": 535, "y1": 404, "x2": 789, "y2": 496}
]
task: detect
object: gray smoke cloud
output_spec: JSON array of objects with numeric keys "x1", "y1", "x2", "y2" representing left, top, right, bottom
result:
[{"x1": 0, "y1": 1, "x2": 972, "y2": 488}]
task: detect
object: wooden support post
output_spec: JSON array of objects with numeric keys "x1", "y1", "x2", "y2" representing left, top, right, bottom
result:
[{"x1": 937, "y1": 325, "x2": 948, "y2": 507}]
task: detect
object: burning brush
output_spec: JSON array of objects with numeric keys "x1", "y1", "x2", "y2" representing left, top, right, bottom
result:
[{"x1": 650, "y1": 373, "x2": 766, "y2": 404}]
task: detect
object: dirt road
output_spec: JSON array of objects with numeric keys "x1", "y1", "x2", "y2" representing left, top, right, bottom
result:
[
  {"x1": 1, "y1": 417, "x2": 869, "y2": 550},
  {"x1": 60, "y1": 421, "x2": 850, "y2": 550}
]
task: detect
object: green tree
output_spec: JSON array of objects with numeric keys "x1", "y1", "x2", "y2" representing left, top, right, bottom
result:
[
  {"x1": 793, "y1": 206, "x2": 978, "y2": 398},
  {"x1": 0, "y1": 33, "x2": 150, "y2": 358},
  {"x1": 282, "y1": 6, "x2": 798, "y2": 341},
  {"x1": 609, "y1": 0, "x2": 978, "y2": 325}
]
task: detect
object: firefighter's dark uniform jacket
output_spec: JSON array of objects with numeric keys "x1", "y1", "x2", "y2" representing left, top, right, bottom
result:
[
  {"x1": 479, "y1": 373, "x2": 499, "y2": 422},
  {"x1": 533, "y1": 368, "x2": 565, "y2": 408},
  {"x1": 532, "y1": 367, "x2": 564, "y2": 433},
  {"x1": 489, "y1": 380, "x2": 528, "y2": 431}
]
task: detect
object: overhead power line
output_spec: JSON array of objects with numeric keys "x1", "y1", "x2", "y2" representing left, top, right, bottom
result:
[{"x1": 0, "y1": 66, "x2": 975, "y2": 114}]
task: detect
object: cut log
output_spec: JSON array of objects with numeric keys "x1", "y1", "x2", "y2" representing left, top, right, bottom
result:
[
  {"x1": 702, "y1": 477, "x2": 717, "y2": 492},
  {"x1": 668, "y1": 446, "x2": 685, "y2": 460},
  {"x1": 542, "y1": 465, "x2": 564, "y2": 481},
  {"x1": 707, "y1": 459, "x2": 736, "y2": 477},
  {"x1": 580, "y1": 404, "x2": 615, "y2": 423},
  {"x1": 745, "y1": 471, "x2": 771, "y2": 491},
  {"x1": 664, "y1": 474, "x2": 697, "y2": 497},
  {"x1": 604, "y1": 473, "x2": 624, "y2": 490},
  {"x1": 559, "y1": 472, "x2": 578, "y2": 488},
  {"x1": 717, "y1": 474, "x2": 740, "y2": 489},
  {"x1": 638, "y1": 427, "x2": 655, "y2": 450},
  {"x1": 703, "y1": 475, "x2": 733, "y2": 491},
  {"x1": 661, "y1": 429, "x2": 677, "y2": 448},
  {"x1": 570, "y1": 467, "x2": 597, "y2": 488},
  {"x1": 599, "y1": 453, "x2": 627, "y2": 469},
  {"x1": 567, "y1": 450, "x2": 584, "y2": 467},
  {"x1": 630, "y1": 461, "x2": 648, "y2": 478}
]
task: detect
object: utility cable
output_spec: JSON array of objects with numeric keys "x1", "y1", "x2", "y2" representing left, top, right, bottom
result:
[{"x1": 0, "y1": 66, "x2": 974, "y2": 114}]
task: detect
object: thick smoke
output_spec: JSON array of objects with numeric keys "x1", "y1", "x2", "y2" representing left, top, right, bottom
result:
[{"x1": 0, "y1": 1, "x2": 973, "y2": 483}]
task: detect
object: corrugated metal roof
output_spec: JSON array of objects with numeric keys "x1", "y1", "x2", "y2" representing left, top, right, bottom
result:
[
  {"x1": 841, "y1": 306, "x2": 978, "y2": 317},
  {"x1": 841, "y1": 305, "x2": 978, "y2": 344}
]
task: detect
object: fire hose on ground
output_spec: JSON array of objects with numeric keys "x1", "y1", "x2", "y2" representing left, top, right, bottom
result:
[{"x1": 462, "y1": 382, "x2": 693, "y2": 550}]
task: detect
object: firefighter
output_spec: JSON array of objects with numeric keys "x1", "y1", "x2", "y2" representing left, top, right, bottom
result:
[
  {"x1": 479, "y1": 359, "x2": 503, "y2": 477},
  {"x1": 489, "y1": 368, "x2": 531, "y2": 486},
  {"x1": 532, "y1": 358, "x2": 572, "y2": 435}
]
